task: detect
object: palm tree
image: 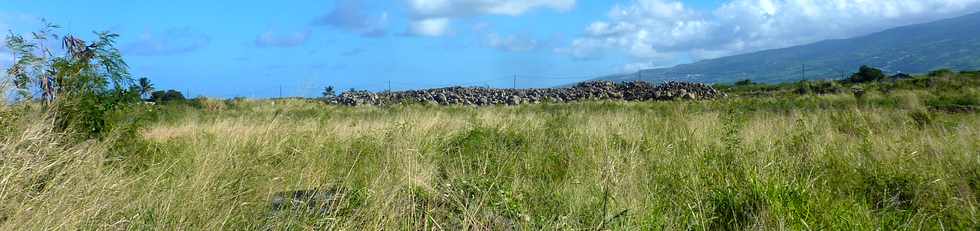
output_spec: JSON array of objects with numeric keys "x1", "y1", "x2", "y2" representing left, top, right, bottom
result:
[
  {"x1": 322, "y1": 86, "x2": 335, "y2": 98},
  {"x1": 137, "y1": 77, "x2": 154, "y2": 99}
]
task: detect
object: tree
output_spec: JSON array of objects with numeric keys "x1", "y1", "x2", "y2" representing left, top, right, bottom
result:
[
  {"x1": 928, "y1": 68, "x2": 954, "y2": 77},
  {"x1": 5, "y1": 20, "x2": 59, "y2": 101},
  {"x1": 846, "y1": 65, "x2": 886, "y2": 83},
  {"x1": 734, "y1": 79, "x2": 755, "y2": 86},
  {"x1": 6, "y1": 21, "x2": 132, "y2": 103},
  {"x1": 322, "y1": 85, "x2": 336, "y2": 97},
  {"x1": 136, "y1": 77, "x2": 154, "y2": 99},
  {"x1": 4, "y1": 21, "x2": 138, "y2": 136},
  {"x1": 149, "y1": 90, "x2": 186, "y2": 103}
]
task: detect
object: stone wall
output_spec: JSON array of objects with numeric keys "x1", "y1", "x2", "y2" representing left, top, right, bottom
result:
[{"x1": 329, "y1": 81, "x2": 725, "y2": 106}]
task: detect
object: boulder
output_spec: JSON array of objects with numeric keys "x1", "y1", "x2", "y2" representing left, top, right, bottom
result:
[
  {"x1": 270, "y1": 188, "x2": 345, "y2": 214},
  {"x1": 332, "y1": 80, "x2": 726, "y2": 106}
]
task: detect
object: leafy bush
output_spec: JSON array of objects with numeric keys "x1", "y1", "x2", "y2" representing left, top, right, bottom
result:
[
  {"x1": 900, "y1": 77, "x2": 934, "y2": 89},
  {"x1": 908, "y1": 110, "x2": 933, "y2": 129},
  {"x1": 5, "y1": 22, "x2": 139, "y2": 138},
  {"x1": 958, "y1": 70, "x2": 979, "y2": 76},
  {"x1": 149, "y1": 90, "x2": 187, "y2": 103},
  {"x1": 794, "y1": 81, "x2": 812, "y2": 95},
  {"x1": 875, "y1": 82, "x2": 897, "y2": 94},
  {"x1": 189, "y1": 97, "x2": 227, "y2": 112},
  {"x1": 846, "y1": 65, "x2": 886, "y2": 83},
  {"x1": 812, "y1": 81, "x2": 844, "y2": 94},
  {"x1": 851, "y1": 87, "x2": 867, "y2": 100},
  {"x1": 925, "y1": 91, "x2": 979, "y2": 112},
  {"x1": 734, "y1": 79, "x2": 755, "y2": 86},
  {"x1": 928, "y1": 68, "x2": 955, "y2": 77},
  {"x1": 56, "y1": 89, "x2": 140, "y2": 136},
  {"x1": 322, "y1": 86, "x2": 336, "y2": 97},
  {"x1": 889, "y1": 73, "x2": 912, "y2": 79}
]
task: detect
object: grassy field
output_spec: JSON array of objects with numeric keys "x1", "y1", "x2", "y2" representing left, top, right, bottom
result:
[{"x1": 2, "y1": 77, "x2": 979, "y2": 230}]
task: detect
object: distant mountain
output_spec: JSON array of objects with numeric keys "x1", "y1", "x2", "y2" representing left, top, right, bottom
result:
[{"x1": 595, "y1": 11, "x2": 980, "y2": 84}]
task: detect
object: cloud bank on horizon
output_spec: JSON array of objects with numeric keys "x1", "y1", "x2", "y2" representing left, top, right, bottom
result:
[
  {"x1": 123, "y1": 28, "x2": 212, "y2": 56},
  {"x1": 560, "y1": 0, "x2": 980, "y2": 71}
]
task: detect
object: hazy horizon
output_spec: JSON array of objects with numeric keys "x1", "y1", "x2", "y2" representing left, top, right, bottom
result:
[{"x1": 3, "y1": 0, "x2": 980, "y2": 98}]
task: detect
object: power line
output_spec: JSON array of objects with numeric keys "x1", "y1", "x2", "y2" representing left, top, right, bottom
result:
[
  {"x1": 515, "y1": 74, "x2": 601, "y2": 80},
  {"x1": 430, "y1": 76, "x2": 512, "y2": 88}
]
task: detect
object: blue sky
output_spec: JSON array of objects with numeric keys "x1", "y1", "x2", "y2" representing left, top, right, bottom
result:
[{"x1": 2, "y1": 0, "x2": 979, "y2": 98}]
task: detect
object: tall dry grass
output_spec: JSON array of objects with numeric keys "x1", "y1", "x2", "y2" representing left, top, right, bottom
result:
[{"x1": 1, "y1": 92, "x2": 978, "y2": 230}]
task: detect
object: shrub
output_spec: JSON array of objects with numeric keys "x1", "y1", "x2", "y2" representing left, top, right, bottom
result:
[
  {"x1": 5, "y1": 22, "x2": 139, "y2": 138},
  {"x1": 811, "y1": 81, "x2": 844, "y2": 94},
  {"x1": 925, "y1": 91, "x2": 979, "y2": 112},
  {"x1": 734, "y1": 79, "x2": 755, "y2": 86},
  {"x1": 795, "y1": 81, "x2": 812, "y2": 95},
  {"x1": 889, "y1": 73, "x2": 912, "y2": 80},
  {"x1": 189, "y1": 97, "x2": 227, "y2": 112},
  {"x1": 928, "y1": 68, "x2": 955, "y2": 77},
  {"x1": 56, "y1": 89, "x2": 140, "y2": 136},
  {"x1": 851, "y1": 87, "x2": 867, "y2": 100},
  {"x1": 793, "y1": 80, "x2": 843, "y2": 95},
  {"x1": 876, "y1": 82, "x2": 896, "y2": 94},
  {"x1": 149, "y1": 90, "x2": 187, "y2": 103},
  {"x1": 846, "y1": 65, "x2": 886, "y2": 83},
  {"x1": 908, "y1": 110, "x2": 933, "y2": 129},
  {"x1": 322, "y1": 86, "x2": 336, "y2": 97}
]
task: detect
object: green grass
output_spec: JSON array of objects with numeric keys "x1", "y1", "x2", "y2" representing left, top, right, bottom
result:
[{"x1": 1, "y1": 79, "x2": 978, "y2": 230}]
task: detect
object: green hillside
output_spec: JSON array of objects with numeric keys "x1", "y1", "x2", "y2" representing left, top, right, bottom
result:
[{"x1": 599, "y1": 11, "x2": 980, "y2": 84}]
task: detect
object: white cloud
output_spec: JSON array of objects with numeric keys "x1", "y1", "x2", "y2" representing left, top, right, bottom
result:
[
  {"x1": 563, "y1": 0, "x2": 980, "y2": 70},
  {"x1": 408, "y1": 17, "x2": 451, "y2": 37},
  {"x1": 486, "y1": 33, "x2": 539, "y2": 52},
  {"x1": 255, "y1": 29, "x2": 312, "y2": 48},
  {"x1": 554, "y1": 38, "x2": 600, "y2": 59},
  {"x1": 405, "y1": 0, "x2": 575, "y2": 37},
  {"x1": 314, "y1": 0, "x2": 389, "y2": 37},
  {"x1": 123, "y1": 28, "x2": 210, "y2": 56},
  {"x1": 622, "y1": 62, "x2": 659, "y2": 73}
]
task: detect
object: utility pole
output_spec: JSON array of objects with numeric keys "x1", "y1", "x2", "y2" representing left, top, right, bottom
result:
[
  {"x1": 387, "y1": 80, "x2": 391, "y2": 92},
  {"x1": 513, "y1": 74, "x2": 517, "y2": 89},
  {"x1": 278, "y1": 85, "x2": 282, "y2": 99},
  {"x1": 637, "y1": 71, "x2": 641, "y2": 82},
  {"x1": 801, "y1": 64, "x2": 806, "y2": 82}
]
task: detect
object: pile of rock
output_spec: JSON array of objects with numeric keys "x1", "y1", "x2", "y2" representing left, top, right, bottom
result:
[{"x1": 329, "y1": 80, "x2": 726, "y2": 106}]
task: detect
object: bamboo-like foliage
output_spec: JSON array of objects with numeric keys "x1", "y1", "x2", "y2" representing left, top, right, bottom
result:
[
  {"x1": 4, "y1": 21, "x2": 138, "y2": 137},
  {"x1": 4, "y1": 21, "x2": 131, "y2": 104}
]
